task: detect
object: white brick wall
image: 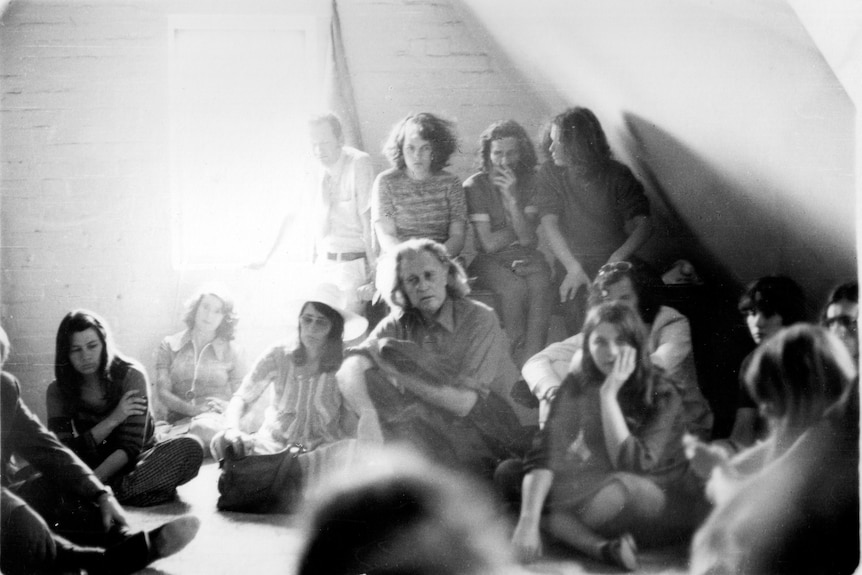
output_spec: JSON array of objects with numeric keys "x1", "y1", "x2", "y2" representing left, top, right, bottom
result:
[{"x1": 1, "y1": 0, "x2": 554, "y2": 419}]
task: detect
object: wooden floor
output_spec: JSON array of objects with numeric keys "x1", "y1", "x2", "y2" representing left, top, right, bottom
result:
[{"x1": 125, "y1": 461, "x2": 690, "y2": 575}]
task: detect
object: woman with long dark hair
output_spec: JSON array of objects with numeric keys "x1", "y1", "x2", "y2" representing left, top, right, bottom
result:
[
  {"x1": 47, "y1": 310, "x2": 204, "y2": 507},
  {"x1": 211, "y1": 283, "x2": 367, "y2": 459},
  {"x1": 511, "y1": 303, "x2": 704, "y2": 570}
]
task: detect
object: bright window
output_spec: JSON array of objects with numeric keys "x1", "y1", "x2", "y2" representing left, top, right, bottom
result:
[{"x1": 169, "y1": 15, "x2": 321, "y2": 269}]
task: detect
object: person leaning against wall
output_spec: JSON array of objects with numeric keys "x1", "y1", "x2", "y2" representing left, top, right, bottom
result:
[
  {"x1": 251, "y1": 112, "x2": 377, "y2": 317},
  {"x1": 535, "y1": 107, "x2": 652, "y2": 335}
]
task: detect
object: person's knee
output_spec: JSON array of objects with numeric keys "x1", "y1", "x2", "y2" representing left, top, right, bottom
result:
[
  {"x1": 2, "y1": 504, "x2": 58, "y2": 574},
  {"x1": 337, "y1": 355, "x2": 374, "y2": 409}
]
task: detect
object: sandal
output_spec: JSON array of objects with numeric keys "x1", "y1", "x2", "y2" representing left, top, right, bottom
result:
[{"x1": 600, "y1": 532, "x2": 639, "y2": 571}]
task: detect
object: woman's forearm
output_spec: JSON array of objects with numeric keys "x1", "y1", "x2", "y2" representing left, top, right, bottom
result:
[
  {"x1": 224, "y1": 396, "x2": 247, "y2": 429},
  {"x1": 93, "y1": 449, "x2": 130, "y2": 483},
  {"x1": 518, "y1": 468, "x2": 554, "y2": 524},
  {"x1": 608, "y1": 215, "x2": 652, "y2": 262}
]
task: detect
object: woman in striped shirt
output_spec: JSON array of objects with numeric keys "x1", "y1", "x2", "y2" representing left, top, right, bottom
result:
[{"x1": 47, "y1": 309, "x2": 204, "y2": 507}]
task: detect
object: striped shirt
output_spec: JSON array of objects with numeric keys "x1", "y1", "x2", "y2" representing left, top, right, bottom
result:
[
  {"x1": 372, "y1": 168, "x2": 467, "y2": 244},
  {"x1": 47, "y1": 359, "x2": 155, "y2": 469}
]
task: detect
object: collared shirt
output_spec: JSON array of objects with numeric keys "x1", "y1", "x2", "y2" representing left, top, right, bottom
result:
[
  {"x1": 313, "y1": 146, "x2": 375, "y2": 255},
  {"x1": 363, "y1": 296, "x2": 533, "y2": 424},
  {"x1": 156, "y1": 330, "x2": 245, "y2": 418},
  {"x1": 464, "y1": 170, "x2": 538, "y2": 252}
]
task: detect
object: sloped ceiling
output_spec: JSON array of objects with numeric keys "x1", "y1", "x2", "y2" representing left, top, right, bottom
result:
[{"x1": 457, "y1": 0, "x2": 857, "y2": 304}]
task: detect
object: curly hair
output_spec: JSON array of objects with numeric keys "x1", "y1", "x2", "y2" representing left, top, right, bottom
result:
[
  {"x1": 291, "y1": 302, "x2": 345, "y2": 374},
  {"x1": 587, "y1": 259, "x2": 662, "y2": 325},
  {"x1": 383, "y1": 112, "x2": 459, "y2": 173},
  {"x1": 744, "y1": 324, "x2": 855, "y2": 431},
  {"x1": 375, "y1": 238, "x2": 470, "y2": 311},
  {"x1": 182, "y1": 283, "x2": 238, "y2": 340},
  {"x1": 738, "y1": 276, "x2": 807, "y2": 325},
  {"x1": 552, "y1": 107, "x2": 612, "y2": 167},
  {"x1": 476, "y1": 119, "x2": 538, "y2": 178}
]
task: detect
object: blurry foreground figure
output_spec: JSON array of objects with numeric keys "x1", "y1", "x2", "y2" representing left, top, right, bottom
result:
[
  {"x1": 690, "y1": 325, "x2": 859, "y2": 575},
  {"x1": 296, "y1": 446, "x2": 523, "y2": 575}
]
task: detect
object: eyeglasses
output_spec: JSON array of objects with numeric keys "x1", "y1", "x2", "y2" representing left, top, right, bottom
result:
[
  {"x1": 597, "y1": 261, "x2": 633, "y2": 278},
  {"x1": 825, "y1": 315, "x2": 858, "y2": 332}
]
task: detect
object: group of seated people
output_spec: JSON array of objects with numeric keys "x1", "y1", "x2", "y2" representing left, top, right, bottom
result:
[{"x1": 1, "y1": 104, "x2": 858, "y2": 575}]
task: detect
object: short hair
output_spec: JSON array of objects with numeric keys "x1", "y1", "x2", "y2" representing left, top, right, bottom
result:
[
  {"x1": 738, "y1": 276, "x2": 807, "y2": 325},
  {"x1": 292, "y1": 301, "x2": 345, "y2": 374},
  {"x1": 551, "y1": 107, "x2": 612, "y2": 167},
  {"x1": 587, "y1": 259, "x2": 662, "y2": 324},
  {"x1": 182, "y1": 283, "x2": 238, "y2": 340},
  {"x1": 744, "y1": 324, "x2": 855, "y2": 430},
  {"x1": 54, "y1": 310, "x2": 131, "y2": 404},
  {"x1": 383, "y1": 112, "x2": 459, "y2": 172},
  {"x1": 375, "y1": 238, "x2": 470, "y2": 311},
  {"x1": 308, "y1": 112, "x2": 344, "y2": 141},
  {"x1": 579, "y1": 302, "x2": 652, "y2": 390},
  {"x1": 297, "y1": 448, "x2": 512, "y2": 575},
  {"x1": 476, "y1": 119, "x2": 538, "y2": 178}
]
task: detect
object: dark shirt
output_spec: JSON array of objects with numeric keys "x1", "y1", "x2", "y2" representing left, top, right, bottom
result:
[
  {"x1": 534, "y1": 160, "x2": 649, "y2": 276},
  {"x1": 2, "y1": 371, "x2": 105, "y2": 518},
  {"x1": 47, "y1": 359, "x2": 155, "y2": 470},
  {"x1": 526, "y1": 370, "x2": 688, "y2": 490}
]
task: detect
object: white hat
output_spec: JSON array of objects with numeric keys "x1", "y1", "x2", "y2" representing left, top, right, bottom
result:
[{"x1": 290, "y1": 282, "x2": 368, "y2": 341}]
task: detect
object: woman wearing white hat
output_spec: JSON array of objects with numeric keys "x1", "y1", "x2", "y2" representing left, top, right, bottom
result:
[{"x1": 211, "y1": 283, "x2": 367, "y2": 461}]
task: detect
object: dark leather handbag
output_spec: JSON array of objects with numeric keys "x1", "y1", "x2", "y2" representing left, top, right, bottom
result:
[{"x1": 216, "y1": 443, "x2": 304, "y2": 513}]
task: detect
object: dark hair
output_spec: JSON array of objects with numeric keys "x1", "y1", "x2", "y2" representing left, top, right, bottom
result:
[
  {"x1": 578, "y1": 302, "x2": 655, "y2": 408},
  {"x1": 824, "y1": 281, "x2": 858, "y2": 311},
  {"x1": 54, "y1": 310, "x2": 130, "y2": 405},
  {"x1": 551, "y1": 107, "x2": 612, "y2": 167},
  {"x1": 588, "y1": 259, "x2": 662, "y2": 324},
  {"x1": 744, "y1": 324, "x2": 855, "y2": 430},
  {"x1": 297, "y1": 449, "x2": 511, "y2": 575},
  {"x1": 309, "y1": 112, "x2": 344, "y2": 141},
  {"x1": 738, "y1": 276, "x2": 807, "y2": 325},
  {"x1": 292, "y1": 302, "x2": 345, "y2": 373},
  {"x1": 375, "y1": 238, "x2": 470, "y2": 311},
  {"x1": 383, "y1": 112, "x2": 459, "y2": 172},
  {"x1": 476, "y1": 119, "x2": 538, "y2": 178},
  {"x1": 182, "y1": 284, "x2": 238, "y2": 340}
]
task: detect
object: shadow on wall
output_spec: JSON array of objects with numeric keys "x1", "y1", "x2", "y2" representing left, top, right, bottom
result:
[{"x1": 622, "y1": 112, "x2": 855, "y2": 312}]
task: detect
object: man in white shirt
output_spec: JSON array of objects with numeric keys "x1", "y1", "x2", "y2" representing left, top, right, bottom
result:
[{"x1": 255, "y1": 113, "x2": 376, "y2": 315}]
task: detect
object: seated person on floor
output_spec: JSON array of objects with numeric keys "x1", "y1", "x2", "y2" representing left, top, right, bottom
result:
[
  {"x1": 510, "y1": 303, "x2": 708, "y2": 572},
  {"x1": 717, "y1": 276, "x2": 807, "y2": 453},
  {"x1": 296, "y1": 447, "x2": 517, "y2": 575},
  {"x1": 372, "y1": 112, "x2": 468, "y2": 258},
  {"x1": 523, "y1": 259, "x2": 712, "y2": 437},
  {"x1": 47, "y1": 310, "x2": 204, "y2": 507},
  {"x1": 211, "y1": 284, "x2": 367, "y2": 512},
  {"x1": 823, "y1": 280, "x2": 858, "y2": 363},
  {"x1": 690, "y1": 324, "x2": 858, "y2": 575},
  {"x1": 465, "y1": 119, "x2": 552, "y2": 367},
  {"x1": 0, "y1": 326, "x2": 199, "y2": 575},
  {"x1": 535, "y1": 107, "x2": 652, "y2": 335},
  {"x1": 155, "y1": 283, "x2": 250, "y2": 452},
  {"x1": 337, "y1": 238, "x2": 537, "y2": 478}
]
